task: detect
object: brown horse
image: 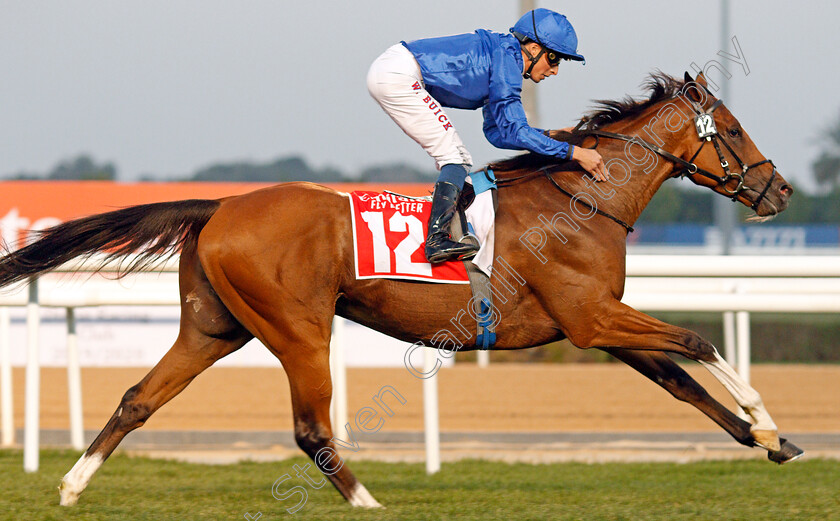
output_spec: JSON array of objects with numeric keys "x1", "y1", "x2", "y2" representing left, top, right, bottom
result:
[{"x1": 0, "y1": 72, "x2": 801, "y2": 508}]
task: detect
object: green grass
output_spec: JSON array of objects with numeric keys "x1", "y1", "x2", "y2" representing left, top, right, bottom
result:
[{"x1": 1, "y1": 450, "x2": 839, "y2": 520}]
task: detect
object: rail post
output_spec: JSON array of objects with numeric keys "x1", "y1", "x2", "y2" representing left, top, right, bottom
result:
[
  {"x1": 66, "y1": 308, "x2": 85, "y2": 450},
  {"x1": 423, "y1": 347, "x2": 440, "y2": 474},
  {"x1": 24, "y1": 278, "x2": 40, "y2": 472},
  {"x1": 329, "y1": 317, "x2": 347, "y2": 433},
  {"x1": 0, "y1": 307, "x2": 13, "y2": 447}
]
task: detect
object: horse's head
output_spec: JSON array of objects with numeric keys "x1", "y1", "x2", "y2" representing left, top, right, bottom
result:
[{"x1": 675, "y1": 72, "x2": 793, "y2": 219}]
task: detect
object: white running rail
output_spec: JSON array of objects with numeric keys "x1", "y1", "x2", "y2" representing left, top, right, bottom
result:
[{"x1": 1, "y1": 254, "x2": 838, "y2": 472}]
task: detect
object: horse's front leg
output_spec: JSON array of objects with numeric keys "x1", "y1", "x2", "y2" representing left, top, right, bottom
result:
[
  {"x1": 561, "y1": 298, "x2": 784, "y2": 452},
  {"x1": 599, "y1": 347, "x2": 803, "y2": 463},
  {"x1": 599, "y1": 347, "x2": 753, "y2": 445}
]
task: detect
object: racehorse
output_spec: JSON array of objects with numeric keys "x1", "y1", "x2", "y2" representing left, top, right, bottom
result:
[{"x1": 0, "y1": 72, "x2": 801, "y2": 508}]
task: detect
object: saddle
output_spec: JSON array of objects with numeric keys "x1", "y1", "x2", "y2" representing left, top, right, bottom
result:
[{"x1": 458, "y1": 181, "x2": 477, "y2": 212}]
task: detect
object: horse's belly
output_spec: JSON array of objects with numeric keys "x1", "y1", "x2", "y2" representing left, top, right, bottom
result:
[{"x1": 337, "y1": 279, "x2": 561, "y2": 350}]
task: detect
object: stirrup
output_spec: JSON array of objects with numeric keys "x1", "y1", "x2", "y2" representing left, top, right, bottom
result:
[{"x1": 425, "y1": 239, "x2": 478, "y2": 264}]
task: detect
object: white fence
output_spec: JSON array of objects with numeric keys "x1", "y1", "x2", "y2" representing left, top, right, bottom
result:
[{"x1": 1, "y1": 255, "x2": 839, "y2": 473}]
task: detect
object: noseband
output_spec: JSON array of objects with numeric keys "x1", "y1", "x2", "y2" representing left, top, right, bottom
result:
[{"x1": 582, "y1": 94, "x2": 778, "y2": 212}]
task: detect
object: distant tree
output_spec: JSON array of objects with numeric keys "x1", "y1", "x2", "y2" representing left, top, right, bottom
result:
[
  {"x1": 189, "y1": 156, "x2": 344, "y2": 183},
  {"x1": 812, "y1": 111, "x2": 840, "y2": 190},
  {"x1": 6, "y1": 170, "x2": 42, "y2": 180},
  {"x1": 637, "y1": 183, "x2": 714, "y2": 223},
  {"x1": 2, "y1": 154, "x2": 117, "y2": 180},
  {"x1": 48, "y1": 155, "x2": 116, "y2": 180},
  {"x1": 358, "y1": 163, "x2": 436, "y2": 183}
]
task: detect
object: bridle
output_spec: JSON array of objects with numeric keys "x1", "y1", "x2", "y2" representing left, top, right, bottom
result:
[
  {"x1": 581, "y1": 90, "x2": 778, "y2": 212},
  {"x1": 493, "y1": 85, "x2": 780, "y2": 235}
]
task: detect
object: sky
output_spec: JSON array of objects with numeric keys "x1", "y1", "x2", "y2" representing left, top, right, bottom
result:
[{"x1": 1, "y1": 1, "x2": 839, "y2": 192}]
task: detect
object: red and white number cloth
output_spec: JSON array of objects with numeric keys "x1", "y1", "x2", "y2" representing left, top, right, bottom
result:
[{"x1": 349, "y1": 190, "x2": 470, "y2": 283}]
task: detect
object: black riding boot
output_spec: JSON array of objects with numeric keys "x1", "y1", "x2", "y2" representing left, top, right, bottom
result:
[{"x1": 424, "y1": 181, "x2": 479, "y2": 263}]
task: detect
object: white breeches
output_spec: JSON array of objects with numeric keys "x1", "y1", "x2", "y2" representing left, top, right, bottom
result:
[{"x1": 367, "y1": 44, "x2": 473, "y2": 170}]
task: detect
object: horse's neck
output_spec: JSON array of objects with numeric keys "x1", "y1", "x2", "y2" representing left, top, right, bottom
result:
[
  {"x1": 588, "y1": 105, "x2": 690, "y2": 226},
  {"x1": 498, "y1": 99, "x2": 693, "y2": 243}
]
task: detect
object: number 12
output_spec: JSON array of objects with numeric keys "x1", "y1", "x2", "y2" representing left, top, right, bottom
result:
[{"x1": 360, "y1": 211, "x2": 432, "y2": 276}]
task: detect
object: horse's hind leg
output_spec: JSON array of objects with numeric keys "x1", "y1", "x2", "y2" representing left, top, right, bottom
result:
[
  {"x1": 199, "y1": 259, "x2": 382, "y2": 508},
  {"x1": 59, "y1": 256, "x2": 252, "y2": 506}
]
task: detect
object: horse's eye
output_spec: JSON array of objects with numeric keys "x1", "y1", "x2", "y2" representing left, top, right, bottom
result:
[{"x1": 728, "y1": 128, "x2": 741, "y2": 138}]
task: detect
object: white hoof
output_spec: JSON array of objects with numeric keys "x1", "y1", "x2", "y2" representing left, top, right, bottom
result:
[
  {"x1": 58, "y1": 452, "x2": 103, "y2": 506},
  {"x1": 58, "y1": 480, "x2": 80, "y2": 506},
  {"x1": 751, "y1": 428, "x2": 781, "y2": 452},
  {"x1": 348, "y1": 483, "x2": 384, "y2": 508}
]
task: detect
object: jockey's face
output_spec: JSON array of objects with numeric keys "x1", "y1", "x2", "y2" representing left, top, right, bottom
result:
[{"x1": 521, "y1": 42, "x2": 559, "y2": 83}]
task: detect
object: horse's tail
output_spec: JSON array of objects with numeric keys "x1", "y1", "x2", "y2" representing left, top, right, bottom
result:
[{"x1": 0, "y1": 199, "x2": 221, "y2": 288}]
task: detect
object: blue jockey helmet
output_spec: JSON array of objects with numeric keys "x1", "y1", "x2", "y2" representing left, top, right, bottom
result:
[{"x1": 511, "y1": 8, "x2": 585, "y2": 63}]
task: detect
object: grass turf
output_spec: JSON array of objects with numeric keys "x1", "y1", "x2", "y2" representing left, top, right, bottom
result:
[{"x1": 0, "y1": 449, "x2": 838, "y2": 520}]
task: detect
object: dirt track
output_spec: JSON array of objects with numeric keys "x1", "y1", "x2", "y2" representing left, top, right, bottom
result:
[{"x1": 10, "y1": 364, "x2": 840, "y2": 433}]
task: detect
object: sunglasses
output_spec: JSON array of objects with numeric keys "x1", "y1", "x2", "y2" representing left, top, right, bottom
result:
[{"x1": 545, "y1": 49, "x2": 567, "y2": 66}]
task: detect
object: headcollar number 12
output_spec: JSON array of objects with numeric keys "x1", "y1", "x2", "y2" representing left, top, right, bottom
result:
[{"x1": 694, "y1": 113, "x2": 718, "y2": 140}]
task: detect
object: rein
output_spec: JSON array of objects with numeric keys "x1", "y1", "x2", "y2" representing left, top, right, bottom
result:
[
  {"x1": 537, "y1": 166, "x2": 635, "y2": 233},
  {"x1": 494, "y1": 166, "x2": 635, "y2": 234}
]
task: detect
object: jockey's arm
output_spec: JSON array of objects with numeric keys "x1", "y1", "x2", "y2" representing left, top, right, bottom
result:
[
  {"x1": 484, "y1": 44, "x2": 608, "y2": 181},
  {"x1": 481, "y1": 95, "x2": 573, "y2": 159},
  {"x1": 483, "y1": 102, "x2": 608, "y2": 182}
]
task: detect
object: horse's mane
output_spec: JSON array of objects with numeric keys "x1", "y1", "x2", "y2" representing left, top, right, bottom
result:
[{"x1": 490, "y1": 71, "x2": 686, "y2": 175}]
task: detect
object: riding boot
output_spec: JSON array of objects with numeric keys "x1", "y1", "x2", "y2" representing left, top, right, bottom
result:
[{"x1": 424, "y1": 181, "x2": 480, "y2": 263}]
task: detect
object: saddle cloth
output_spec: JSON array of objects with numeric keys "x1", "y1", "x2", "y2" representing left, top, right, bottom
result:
[{"x1": 348, "y1": 184, "x2": 494, "y2": 283}]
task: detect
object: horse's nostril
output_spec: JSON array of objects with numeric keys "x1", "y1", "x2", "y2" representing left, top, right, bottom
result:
[{"x1": 780, "y1": 184, "x2": 793, "y2": 197}]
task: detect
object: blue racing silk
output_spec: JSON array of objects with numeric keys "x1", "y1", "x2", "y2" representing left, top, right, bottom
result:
[{"x1": 402, "y1": 29, "x2": 573, "y2": 160}]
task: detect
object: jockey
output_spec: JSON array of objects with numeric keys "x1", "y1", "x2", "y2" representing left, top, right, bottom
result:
[{"x1": 367, "y1": 8, "x2": 608, "y2": 264}]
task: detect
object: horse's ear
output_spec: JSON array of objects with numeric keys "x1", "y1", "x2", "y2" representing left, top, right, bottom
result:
[
  {"x1": 682, "y1": 71, "x2": 707, "y2": 103},
  {"x1": 683, "y1": 71, "x2": 709, "y2": 87}
]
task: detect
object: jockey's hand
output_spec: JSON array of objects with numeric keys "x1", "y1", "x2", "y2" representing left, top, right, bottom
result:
[{"x1": 572, "y1": 147, "x2": 609, "y2": 182}]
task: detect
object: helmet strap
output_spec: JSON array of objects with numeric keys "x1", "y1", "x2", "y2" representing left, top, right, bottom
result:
[{"x1": 522, "y1": 45, "x2": 546, "y2": 79}]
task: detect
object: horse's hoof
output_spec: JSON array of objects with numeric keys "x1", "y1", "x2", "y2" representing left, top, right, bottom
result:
[
  {"x1": 751, "y1": 429, "x2": 781, "y2": 452},
  {"x1": 348, "y1": 483, "x2": 384, "y2": 508},
  {"x1": 58, "y1": 480, "x2": 80, "y2": 506},
  {"x1": 768, "y1": 438, "x2": 804, "y2": 464}
]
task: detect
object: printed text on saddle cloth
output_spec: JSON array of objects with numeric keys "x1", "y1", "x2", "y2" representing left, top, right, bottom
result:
[{"x1": 349, "y1": 191, "x2": 469, "y2": 283}]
